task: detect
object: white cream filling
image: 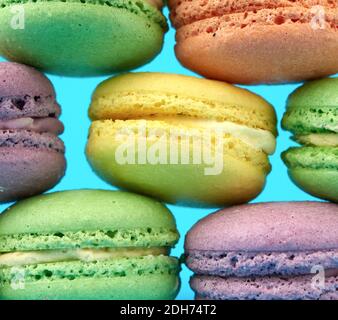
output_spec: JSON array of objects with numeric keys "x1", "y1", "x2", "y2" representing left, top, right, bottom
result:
[
  {"x1": 0, "y1": 247, "x2": 168, "y2": 267},
  {"x1": 296, "y1": 133, "x2": 338, "y2": 147},
  {"x1": 141, "y1": 118, "x2": 276, "y2": 155}
]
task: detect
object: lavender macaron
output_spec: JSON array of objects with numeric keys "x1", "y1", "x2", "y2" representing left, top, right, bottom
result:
[
  {"x1": 185, "y1": 202, "x2": 338, "y2": 300},
  {"x1": 0, "y1": 62, "x2": 66, "y2": 203}
]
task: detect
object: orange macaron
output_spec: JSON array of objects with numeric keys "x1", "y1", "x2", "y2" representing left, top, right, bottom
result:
[{"x1": 169, "y1": 0, "x2": 338, "y2": 84}]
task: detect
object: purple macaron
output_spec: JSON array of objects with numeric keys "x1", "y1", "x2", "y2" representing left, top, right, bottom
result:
[
  {"x1": 0, "y1": 62, "x2": 66, "y2": 203},
  {"x1": 185, "y1": 202, "x2": 338, "y2": 300}
]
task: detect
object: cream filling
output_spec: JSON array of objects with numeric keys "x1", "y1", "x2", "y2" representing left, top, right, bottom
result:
[
  {"x1": 139, "y1": 117, "x2": 276, "y2": 155},
  {"x1": 0, "y1": 117, "x2": 64, "y2": 135},
  {"x1": 0, "y1": 247, "x2": 168, "y2": 267},
  {"x1": 296, "y1": 133, "x2": 338, "y2": 147}
]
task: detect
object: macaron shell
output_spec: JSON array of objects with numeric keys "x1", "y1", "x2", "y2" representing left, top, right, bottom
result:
[
  {"x1": 288, "y1": 168, "x2": 338, "y2": 202},
  {"x1": 86, "y1": 121, "x2": 269, "y2": 207},
  {"x1": 191, "y1": 275, "x2": 338, "y2": 300},
  {"x1": 282, "y1": 146, "x2": 338, "y2": 202},
  {"x1": 89, "y1": 72, "x2": 277, "y2": 134},
  {"x1": 283, "y1": 78, "x2": 338, "y2": 134},
  {"x1": 185, "y1": 202, "x2": 338, "y2": 252},
  {"x1": 0, "y1": 274, "x2": 179, "y2": 300},
  {"x1": 0, "y1": 139, "x2": 65, "y2": 203},
  {"x1": 0, "y1": 190, "x2": 177, "y2": 235},
  {"x1": 169, "y1": 0, "x2": 336, "y2": 28},
  {"x1": 0, "y1": 2, "x2": 165, "y2": 76},
  {"x1": 174, "y1": 12, "x2": 338, "y2": 84},
  {"x1": 0, "y1": 62, "x2": 56, "y2": 97},
  {"x1": 287, "y1": 78, "x2": 338, "y2": 110}
]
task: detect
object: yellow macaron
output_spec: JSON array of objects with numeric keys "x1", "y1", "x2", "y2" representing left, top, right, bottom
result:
[{"x1": 86, "y1": 73, "x2": 277, "y2": 207}]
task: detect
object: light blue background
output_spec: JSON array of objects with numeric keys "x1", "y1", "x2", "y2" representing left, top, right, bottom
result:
[{"x1": 0, "y1": 8, "x2": 326, "y2": 300}]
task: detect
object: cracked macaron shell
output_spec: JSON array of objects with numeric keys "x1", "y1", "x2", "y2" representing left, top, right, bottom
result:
[{"x1": 0, "y1": 190, "x2": 179, "y2": 252}]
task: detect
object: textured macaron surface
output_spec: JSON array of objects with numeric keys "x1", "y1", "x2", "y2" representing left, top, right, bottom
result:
[
  {"x1": 281, "y1": 78, "x2": 338, "y2": 202},
  {"x1": 0, "y1": 1, "x2": 167, "y2": 75},
  {"x1": 191, "y1": 274, "x2": 338, "y2": 300},
  {"x1": 185, "y1": 202, "x2": 338, "y2": 277},
  {"x1": 283, "y1": 78, "x2": 338, "y2": 135},
  {"x1": 185, "y1": 202, "x2": 338, "y2": 252},
  {"x1": 0, "y1": 190, "x2": 180, "y2": 300},
  {"x1": 0, "y1": 190, "x2": 179, "y2": 251},
  {"x1": 170, "y1": 0, "x2": 337, "y2": 28},
  {"x1": 89, "y1": 72, "x2": 277, "y2": 134},
  {"x1": 0, "y1": 62, "x2": 60, "y2": 120},
  {"x1": 282, "y1": 147, "x2": 338, "y2": 170},
  {"x1": 0, "y1": 62, "x2": 65, "y2": 203},
  {"x1": 86, "y1": 72, "x2": 277, "y2": 206},
  {"x1": 170, "y1": 0, "x2": 338, "y2": 84}
]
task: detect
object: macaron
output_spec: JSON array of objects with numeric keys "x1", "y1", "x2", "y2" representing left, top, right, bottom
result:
[
  {"x1": 0, "y1": 0, "x2": 167, "y2": 76},
  {"x1": 0, "y1": 62, "x2": 65, "y2": 203},
  {"x1": 0, "y1": 190, "x2": 180, "y2": 300},
  {"x1": 169, "y1": 0, "x2": 338, "y2": 84},
  {"x1": 282, "y1": 78, "x2": 338, "y2": 202},
  {"x1": 86, "y1": 72, "x2": 277, "y2": 207},
  {"x1": 185, "y1": 202, "x2": 338, "y2": 300}
]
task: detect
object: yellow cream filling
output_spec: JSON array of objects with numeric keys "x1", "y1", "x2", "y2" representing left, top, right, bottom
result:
[
  {"x1": 0, "y1": 247, "x2": 168, "y2": 267},
  {"x1": 296, "y1": 133, "x2": 338, "y2": 147},
  {"x1": 139, "y1": 117, "x2": 276, "y2": 155}
]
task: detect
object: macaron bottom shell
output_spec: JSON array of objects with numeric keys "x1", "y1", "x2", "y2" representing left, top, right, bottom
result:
[
  {"x1": 288, "y1": 168, "x2": 338, "y2": 203},
  {"x1": 191, "y1": 274, "x2": 338, "y2": 300},
  {"x1": 0, "y1": 3, "x2": 165, "y2": 76},
  {"x1": 0, "y1": 147, "x2": 66, "y2": 203},
  {"x1": 86, "y1": 121, "x2": 269, "y2": 207},
  {"x1": 0, "y1": 273, "x2": 179, "y2": 300},
  {"x1": 282, "y1": 147, "x2": 338, "y2": 202}
]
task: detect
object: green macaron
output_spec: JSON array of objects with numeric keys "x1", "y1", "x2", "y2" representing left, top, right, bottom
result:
[
  {"x1": 0, "y1": 190, "x2": 180, "y2": 300},
  {"x1": 0, "y1": 0, "x2": 167, "y2": 76},
  {"x1": 282, "y1": 78, "x2": 338, "y2": 202}
]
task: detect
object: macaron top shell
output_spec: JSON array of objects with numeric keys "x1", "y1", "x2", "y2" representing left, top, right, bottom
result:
[
  {"x1": 0, "y1": 190, "x2": 177, "y2": 235},
  {"x1": 89, "y1": 72, "x2": 277, "y2": 134},
  {"x1": 185, "y1": 202, "x2": 338, "y2": 252},
  {"x1": 0, "y1": 62, "x2": 60, "y2": 120},
  {"x1": 0, "y1": 62, "x2": 56, "y2": 98},
  {"x1": 169, "y1": 0, "x2": 337, "y2": 28},
  {"x1": 0, "y1": 0, "x2": 167, "y2": 76},
  {"x1": 282, "y1": 78, "x2": 338, "y2": 134}
]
